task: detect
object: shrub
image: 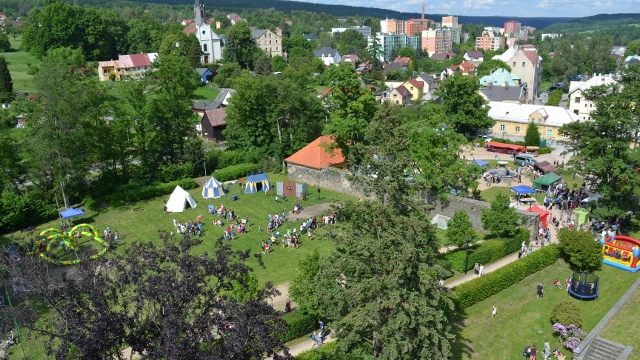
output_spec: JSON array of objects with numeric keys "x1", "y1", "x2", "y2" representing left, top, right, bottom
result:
[
  {"x1": 159, "y1": 163, "x2": 194, "y2": 183},
  {"x1": 551, "y1": 301, "x2": 583, "y2": 328},
  {"x1": 547, "y1": 90, "x2": 562, "y2": 106},
  {"x1": 441, "y1": 229, "x2": 529, "y2": 272},
  {"x1": 538, "y1": 147, "x2": 553, "y2": 155},
  {"x1": 295, "y1": 342, "x2": 340, "y2": 360},
  {"x1": 95, "y1": 178, "x2": 198, "y2": 208},
  {"x1": 213, "y1": 163, "x2": 260, "y2": 182},
  {"x1": 280, "y1": 311, "x2": 316, "y2": 343},
  {"x1": 453, "y1": 244, "x2": 559, "y2": 309}
]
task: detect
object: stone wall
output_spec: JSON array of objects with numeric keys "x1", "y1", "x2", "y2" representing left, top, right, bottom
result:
[{"x1": 287, "y1": 164, "x2": 539, "y2": 239}]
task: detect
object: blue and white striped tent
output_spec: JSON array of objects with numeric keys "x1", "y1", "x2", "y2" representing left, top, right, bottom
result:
[
  {"x1": 202, "y1": 177, "x2": 225, "y2": 199},
  {"x1": 245, "y1": 173, "x2": 271, "y2": 193}
]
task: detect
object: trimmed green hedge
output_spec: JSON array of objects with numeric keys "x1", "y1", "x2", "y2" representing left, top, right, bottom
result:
[
  {"x1": 213, "y1": 163, "x2": 260, "y2": 182},
  {"x1": 87, "y1": 178, "x2": 198, "y2": 210},
  {"x1": 538, "y1": 147, "x2": 553, "y2": 155},
  {"x1": 441, "y1": 230, "x2": 528, "y2": 272},
  {"x1": 453, "y1": 244, "x2": 559, "y2": 309},
  {"x1": 280, "y1": 311, "x2": 316, "y2": 343},
  {"x1": 294, "y1": 342, "x2": 339, "y2": 360},
  {"x1": 547, "y1": 90, "x2": 562, "y2": 106}
]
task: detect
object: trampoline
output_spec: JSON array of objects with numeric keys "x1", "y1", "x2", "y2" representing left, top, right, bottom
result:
[{"x1": 568, "y1": 272, "x2": 599, "y2": 300}]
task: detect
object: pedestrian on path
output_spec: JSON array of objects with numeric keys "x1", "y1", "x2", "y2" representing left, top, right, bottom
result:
[
  {"x1": 474, "y1": 263, "x2": 480, "y2": 277},
  {"x1": 479, "y1": 264, "x2": 485, "y2": 276},
  {"x1": 310, "y1": 331, "x2": 317, "y2": 348}
]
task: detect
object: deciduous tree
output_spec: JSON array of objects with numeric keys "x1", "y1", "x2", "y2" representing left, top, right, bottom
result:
[
  {"x1": 223, "y1": 21, "x2": 257, "y2": 69},
  {"x1": 437, "y1": 73, "x2": 494, "y2": 136},
  {"x1": 0, "y1": 32, "x2": 10, "y2": 52},
  {"x1": 481, "y1": 192, "x2": 525, "y2": 237},
  {"x1": 557, "y1": 229, "x2": 603, "y2": 272},
  {"x1": 446, "y1": 209, "x2": 476, "y2": 248},
  {"x1": 0, "y1": 56, "x2": 13, "y2": 104}
]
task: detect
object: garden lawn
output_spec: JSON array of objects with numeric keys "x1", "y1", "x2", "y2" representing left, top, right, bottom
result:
[
  {"x1": 193, "y1": 85, "x2": 220, "y2": 100},
  {"x1": 1, "y1": 173, "x2": 356, "y2": 286},
  {"x1": 451, "y1": 260, "x2": 639, "y2": 360},
  {"x1": 599, "y1": 282, "x2": 640, "y2": 360},
  {"x1": 2, "y1": 36, "x2": 40, "y2": 94}
]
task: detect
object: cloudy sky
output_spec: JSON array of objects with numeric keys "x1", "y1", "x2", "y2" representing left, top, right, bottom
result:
[{"x1": 293, "y1": 0, "x2": 637, "y2": 18}]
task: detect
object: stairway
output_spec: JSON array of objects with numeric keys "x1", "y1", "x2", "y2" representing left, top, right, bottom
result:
[{"x1": 575, "y1": 336, "x2": 632, "y2": 360}]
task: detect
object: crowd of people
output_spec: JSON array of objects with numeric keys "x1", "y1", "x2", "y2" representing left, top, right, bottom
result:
[{"x1": 172, "y1": 218, "x2": 204, "y2": 238}]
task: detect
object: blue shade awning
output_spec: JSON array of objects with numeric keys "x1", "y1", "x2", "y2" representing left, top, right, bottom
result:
[
  {"x1": 511, "y1": 185, "x2": 536, "y2": 195},
  {"x1": 59, "y1": 207, "x2": 84, "y2": 219},
  {"x1": 475, "y1": 159, "x2": 489, "y2": 167}
]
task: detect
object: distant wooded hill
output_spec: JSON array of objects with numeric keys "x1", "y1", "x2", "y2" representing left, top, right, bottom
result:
[
  {"x1": 542, "y1": 13, "x2": 640, "y2": 33},
  {"x1": 116, "y1": 0, "x2": 574, "y2": 29}
]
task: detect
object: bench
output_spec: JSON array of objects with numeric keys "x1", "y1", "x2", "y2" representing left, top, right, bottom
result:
[{"x1": 131, "y1": 207, "x2": 142, "y2": 213}]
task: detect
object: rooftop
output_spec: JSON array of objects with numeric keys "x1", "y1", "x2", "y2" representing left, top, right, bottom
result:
[
  {"x1": 488, "y1": 101, "x2": 581, "y2": 127},
  {"x1": 285, "y1": 135, "x2": 346, "y2": 170},
  {"x1": 569, "y1": 74, "x2": 617, "y2": 94}
]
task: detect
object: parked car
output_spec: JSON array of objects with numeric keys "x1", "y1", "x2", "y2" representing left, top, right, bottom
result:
[{"x1": 514, "y1": 154, "x2": 537, "y2": 166}]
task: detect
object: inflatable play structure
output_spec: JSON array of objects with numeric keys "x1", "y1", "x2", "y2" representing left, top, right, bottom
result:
[
  {"x1": 600, "y1": 235, "x2": 640, "y2": 273},
  {"x1": 37, "y1": 224, "x2": 109, "y2": 265},
  {"x1": 568, "y1": 272, "x2": 600, "y2": 300}
]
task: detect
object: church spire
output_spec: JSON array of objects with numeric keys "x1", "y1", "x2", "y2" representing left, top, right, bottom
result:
[{"x1": 195, "y1": 0, "x2": 205, "y2": 26}]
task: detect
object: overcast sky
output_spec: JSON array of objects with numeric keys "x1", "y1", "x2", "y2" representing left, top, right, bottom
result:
[{"x1": 294, "y1": 0, "x2": 637, "y2": 18}]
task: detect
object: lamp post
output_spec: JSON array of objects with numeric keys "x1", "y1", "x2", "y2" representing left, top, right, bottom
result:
[{"x1": 464, "y1": 238, "x2": 472, "y2": 274}]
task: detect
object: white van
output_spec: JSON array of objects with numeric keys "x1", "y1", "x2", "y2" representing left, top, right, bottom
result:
[{"x1": 514, "y1": 154, "x2": 537, "y2": 166}]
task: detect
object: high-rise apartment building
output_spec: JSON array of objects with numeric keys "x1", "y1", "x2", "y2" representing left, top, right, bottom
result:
[
  {"x1": 504, "y1": 20, "x2": 521, "y2": 37},
  {"x1": 476, "y1": 30, "x2": 504, "y2": 51},
  {"x1": 369, "y1": 33, "x2": 421, "y2": 62},
  {"x1": 421, "y1": 28, "x2": 453, "y2": 56}
]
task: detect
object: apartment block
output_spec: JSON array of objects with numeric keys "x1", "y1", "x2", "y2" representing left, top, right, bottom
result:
[
  {"x1": 422, "y1": 28, "x2": 453, "y2": 56},
  {"x1": 369, "y1": 33, "x2": 420, "y2": 62},
  {"x1": 476, "y1": 30, "x2": 504, "y2": 51}
]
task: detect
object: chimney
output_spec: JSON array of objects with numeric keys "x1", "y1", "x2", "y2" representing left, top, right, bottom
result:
[
  {"x1": 489, "y1": 82, "x2": 493, "y2": 89},
  {"x1": 422, "y1": 3, "x2": 425, "y2": 20},
  {"x1": 505, "y1": 83, "x2": 509, "y2": 89}
]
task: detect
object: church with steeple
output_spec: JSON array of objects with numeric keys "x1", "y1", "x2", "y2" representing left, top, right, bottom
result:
[{"x1": 182, "y1": 0, "x2": 222, "y2": 64}]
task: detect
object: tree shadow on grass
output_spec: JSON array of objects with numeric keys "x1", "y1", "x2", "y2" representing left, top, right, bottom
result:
[{"x1": 449, "y1": 308, "x2": 474, "y2": 360}]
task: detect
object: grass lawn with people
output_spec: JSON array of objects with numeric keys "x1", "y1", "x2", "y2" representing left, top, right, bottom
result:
[
  {"x1": 1, "y1": 173, "x2": 355, "y2": 286},
  {"x1": 451, "y1": 260, "x2": 638, "y2": 359}
]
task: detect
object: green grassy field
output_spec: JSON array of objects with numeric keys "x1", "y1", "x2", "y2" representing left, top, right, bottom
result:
[
  {"x1": 599, "y1": 283, "x2": 640, "y2": 360},
  {"x1": 1, "y1": 36, "x2": 40, "y2": 94},
  {"x1": 194, "y1": 85, "x2": 220, "y2": 100},
  {"x1": 451, "y1": 260, "x2": 639, "y2": 360},
  {"x1": 2, "y1": 173, "x2": 355, "y2": 286}
]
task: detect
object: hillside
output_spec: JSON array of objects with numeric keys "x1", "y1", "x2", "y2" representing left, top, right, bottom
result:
[{"x1": 542, "y1": 13, "x2": 640, "y2": 32}]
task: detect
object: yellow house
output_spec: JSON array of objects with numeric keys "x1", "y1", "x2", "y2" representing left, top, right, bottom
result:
[
  {"x1": 401, "y1": 78, "x2": 425, "y2": 101},
  {"x1": 487, "y1": 101, "x2": 581, "y2": 141}
]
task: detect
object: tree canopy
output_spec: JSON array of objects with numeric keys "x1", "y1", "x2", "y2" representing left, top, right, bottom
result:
[
  {"x1": 481, "y1": 192, "x2": 525, "y2": 237},
  {"x1": 437, "y1": 73, "x2": 494, "y2": 136},
  {"x1": 446, "y1": 209, "x2": 476, "y2": 248},
  {"x1": 223, "y1": 21, "x2": 257, "y2": 69},
  {"x1": 557, "y1": 229, "x2": 603, "y2": 272},
  {"x1": 0, "y1": 56, "x2": 13, "y2": 104},
  {"x1": 524, "y1": 121, "x2": 541, "y2": 147}
]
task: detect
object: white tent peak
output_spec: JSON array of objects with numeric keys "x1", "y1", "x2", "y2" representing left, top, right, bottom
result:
[{"x1": 166, "y1": 185, "x2": 197, "y2": 212}]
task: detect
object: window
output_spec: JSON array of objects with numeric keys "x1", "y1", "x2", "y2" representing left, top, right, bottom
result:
[
  {"x1": 515, "y1": 126, "x2": 521, "y2": 133},
  {"x1": 203, "y1": 44, "x2": 207, "y2": 52},
  {"x1": 574, "y1": 110, "x2": 579, "y2": 115},
  {"x1": 410, "y1": 87, "x2": 414, "y2": 90},
  {"x1": 522, "y1": 62, "x2": 526, "y2": 67},
  {"x1": 500, "y1": 124, "x2": 506, "y2": 131},
  {"x1": 512, "y1": 61, "x2": 516, "y2": 67},
  {"x1": 538, "y1": 119, "x2": 542, "y2": 123},
  {"x1": 574, "y1": 97, "x2": 580, "y2": 104},
  {"x1": 547, "y1": 130, "x2": 553, "y2": 137},
  {"x1": 585, "y1": 104, "x2": 587, "y2": 108}
]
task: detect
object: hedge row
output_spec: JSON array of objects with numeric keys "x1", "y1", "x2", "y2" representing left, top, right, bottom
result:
[
  {"x1": 86, "y1": 178, "x2": 198, "y2": 210},
  {"x1": 547, "y1": 90, "x2": 563, "y2": 106},
  {"x1": 213, "y1": 163, "x2": 260, "y2": 182},
  {"x1": 294, "y1": 342, "x2": 339, "y2": 360},
  {"x1": 441, "y1": 229, "x2": 528, "y2": 272},
  {"x1": 280, "y1": 311, "x2": 316, "y2": 343},
  {"x1": 453, "y1": 244, "x2": 559, "y2": 309}
]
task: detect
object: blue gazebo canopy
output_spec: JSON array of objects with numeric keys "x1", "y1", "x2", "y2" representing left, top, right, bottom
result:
[
  {"x1": 511, "y1": 185, "x2": 536, "y2": 195},
  {"x1": 475, "y1": 159, "x2": 489, "y2": 167},
  {"x1": 59, "y1": 207, "x2": 84, "y2": 219}
]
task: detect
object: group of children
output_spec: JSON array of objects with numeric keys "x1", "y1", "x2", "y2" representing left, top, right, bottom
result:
[{"x1": 172, "y1": 218, "x2": 203, "y2": 238}]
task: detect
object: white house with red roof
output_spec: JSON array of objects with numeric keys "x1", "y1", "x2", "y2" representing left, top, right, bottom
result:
[{"x1": 97, "y1": 53, "x2": 158, "y2": 81}]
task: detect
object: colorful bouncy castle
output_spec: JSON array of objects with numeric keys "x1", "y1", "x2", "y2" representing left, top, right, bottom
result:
[{"x1": 601, "y1": 235, "x2": 640, "y2": 273}]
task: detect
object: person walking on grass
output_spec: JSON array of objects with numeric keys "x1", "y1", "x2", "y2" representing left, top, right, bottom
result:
[
  {"x1": 537, "y1": 283, "x2": 544, "y2": 298},
  {"x1": 492, "y1": 306, "x2": 497, "y2": 318}
]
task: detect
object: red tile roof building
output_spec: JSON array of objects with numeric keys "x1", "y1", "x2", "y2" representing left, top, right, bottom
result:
[{"x1": 285, "y1": 135, "x2": 347, "y2": 170}]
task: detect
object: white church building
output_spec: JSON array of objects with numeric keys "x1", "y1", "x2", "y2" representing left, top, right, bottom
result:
[{"x1": 182, "y1": 0, "x2": 222, "y2": 64}]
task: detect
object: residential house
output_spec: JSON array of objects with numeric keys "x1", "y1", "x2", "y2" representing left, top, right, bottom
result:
[
  {"x1": 192, "y1": 100, "x2": 221, "y2": 115},
  {"x1": 196, "y1": 68, "x2": 214, "y2": 83},
  {"x1": 340, "y1": 54, "x2": 360, "y2": 66},
  {"x1": 200, "y1": 108, "x2": 227, "y2": 142},
  {"x1": 181, "y1": 19, "x2": 193, "y2": 26},
  {"x1": 624, "y1": 55, "x2": 640, "y2": 67},
  {"x1": 449, "y1": 61, "x2": 476, "y2": 76},
  {"x1": 401, "y1": 78, "x2": 424, "y2": 101},
  {"x1": 430, "y1": 52, "x2": 457, "y2": 61},
  {"x1": 493, "y1": 45, "x2": 542, "y2": 103},
  {"x1": 355, "y1": 60, "x2": 372, "y2": 75},
  {"x1": 394, "y1": 56, "x2": 412, "y2": 67},
  {"x1": 227, "y1": 13, "x2": 243, "y2": 25},
  {"x1": 314, "y1": 47, "x2": 341, "y2": 66},
  {"x1": 252, "y1": 28, "x2": 283, "y2": 57},
  {"x1": 285, "y1": 135, "x2": 347, "y2": 172},
  {"x1": 303, "y1": 34, "x2": 318, "y2": 41},
  {"x1": 97, "y1": 53, "x2": 158, "y2": 81},
  {"x1": 464, "y1": 50, "x2": 484, "y2": 62},
  {"x1": 388, "y1": 85, "x2": 411, "y2": 106},
  {"x1": 215, "y1": 88, "x2": 236, "y2": 106},
  {"x1": 479, "y1": 68, "x2": 522, "y2": 87},
  {"x1": 183, "y1": 0, "x2": 223, "y2": 63},
  {"x1": 383, "y1": 61, "x2": 407, "y2": 73},
  {"x1": 568, "y1": 73, "x2": 617, "y2": 121},
  {"x1": 488, "y1": 101, "x2": 580, "y2": 141},
  {"x1": 368, "y1": 33, "x2": 420, "y2": 62},
  {"x1": 416, "y1": 72, "x2": 439, "y2": 93},
  {"x1": 476, "y1": 30, "x2": 504, "y2": 51},
  {"x1": 480, "y1": 83, "x2": 525, "y2": 103}
]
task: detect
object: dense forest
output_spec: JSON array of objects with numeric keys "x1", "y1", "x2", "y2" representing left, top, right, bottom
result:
[
  {"x1": 542, "y1": 13, "x2": 640, "y2": 33},
  {"x1": 1, "y1": 0, "x2": 576, "y2": 29}
]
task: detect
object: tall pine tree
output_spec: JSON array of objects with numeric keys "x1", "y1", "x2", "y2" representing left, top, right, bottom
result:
[
  {"x1": 524, "y1": 121, "x2": 541, "y2": 147},
  {"x1": 0, "y1": 56, "x2": 14, "y2": 104}
]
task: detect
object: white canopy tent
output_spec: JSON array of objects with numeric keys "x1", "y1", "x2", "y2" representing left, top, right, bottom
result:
[{"x1": 165, "y1": 185, "x2": 198, "y2": 212}]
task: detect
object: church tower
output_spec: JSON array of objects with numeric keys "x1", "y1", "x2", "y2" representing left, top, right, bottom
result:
[{"x1": 195, "y1": 0, "x2": 205, "y2": 26}]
